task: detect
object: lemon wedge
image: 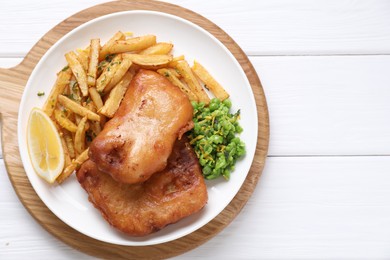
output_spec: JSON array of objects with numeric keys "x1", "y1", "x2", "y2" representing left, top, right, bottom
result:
[{"x1": 27, "y1": 107, "x2": 64, "y2": 183}]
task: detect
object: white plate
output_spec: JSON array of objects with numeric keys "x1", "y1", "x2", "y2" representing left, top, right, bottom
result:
[{"x1": 18, "y1": 11, "x2": 258, "y2": 246}]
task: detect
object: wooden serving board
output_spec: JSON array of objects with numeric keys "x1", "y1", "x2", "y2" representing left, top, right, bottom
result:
[{"x1": 0, "y1": 0, "x2": 269, "y2": 259}]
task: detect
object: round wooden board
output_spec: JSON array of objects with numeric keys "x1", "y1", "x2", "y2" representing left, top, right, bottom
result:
[{"x1": 0, "y1": 0, "x2": 269, "y2": 259}]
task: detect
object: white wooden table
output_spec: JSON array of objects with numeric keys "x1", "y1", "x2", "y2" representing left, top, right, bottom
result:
[{"x1": 1, "y1": 0, "x2": 390, "y2": 259}]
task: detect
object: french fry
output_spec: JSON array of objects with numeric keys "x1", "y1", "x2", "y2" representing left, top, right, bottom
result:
[
  {"x1": 65, "y1": 51, "x2": 88, "y2": 97},
  {"x1": 85, "y1": 101, "x2": 102, "y2": 138},
  {"x1": 87, "y1": 38, "x2": 101, "y2": 86},
  {"x1": 76, "y1": 48, "x2": 89, "y2": 72},
  {"x1": 69, "y1": 79, "x2": 82, "y2": 104},
  {"x1": 99, "y1": 31, "x2": 126, "y2": 60},
  {"x1": 75, "y1": 115, "x2": 83, "y2": 126},
  {"x1": 192, "y1": 60, "x2": 229, "y2": 100},
  {"x1": 54, "y1": 109, "x2": 78, "y2": 132},
  {"x1": 61, "y1": 105, "x2": 77, "y2": 126},
  {"x1": 123, "y1": 54, "x2": 172, "y2": 67},
  {"x1": 74, "y1": 116, "x2": 89, "y2": 155},
  {"x1": 61, "y1": 142, "x2": 72, "y2": 167},
  {"x1": 175, "y1": 60, "x2": 210, "y2": 103},
  {"x1": 63, "y1": 129, "x2": 76, "y2": 159},
  {"x1": 59, "y1": 134, "x2": 72, "y2": 171},
  {"x1": 99, "y1": 71, "x2": 134, "y2": 118},
  {"x1": 166, "y1": 68, "x2": 181, "y2": 78},
  {"x1": 57, "y1": 95, "x2": 100, "y2": 121},
  {"x1": 51, "y1": 118, "x2": 71, "y2": 167},
  {"x1": 105, "y1": 35, "x2": 156, "y2": 55},
  {"x1": 42, "y1": 67, "x2": 72, "y2": 117},
  {"x1": 56, "y1": 148, "x2": 89, "y2": 184},
  {"x1": 58, "y1": 128, "x2": 72, "y2": 167},
  {"x1": 88, "y1": 87, "x2": 104, "y2": 110},
  {"x1": 62, "y1": 81, "x2": 70, "y2": 96},
  {"x1": 103, "y1": 57, "x2": 133, "y2": 94},
  {"x1": 167, "y1": 55, "x2": 185, "y2": 68},
  {"x1": 139, "y1": 42, "x2": 173, "y2": 55},
  {"x1": 157, "y1": 68, "x2": 198, "y2": 101},
  {"x1": 95, "y1": 55, "x2": 123, "y2": 93},
  {"x1": 97, "y1": 60, "x2": 110, "y2": 77}
]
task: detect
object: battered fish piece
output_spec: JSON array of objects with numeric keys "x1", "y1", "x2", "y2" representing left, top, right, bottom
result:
[
  {"x1": 89, "y1": 69, "x2": 194, "y2": 184},
  {"x1": 77, "y1": 138, "x2": 208, "y2": 236}
]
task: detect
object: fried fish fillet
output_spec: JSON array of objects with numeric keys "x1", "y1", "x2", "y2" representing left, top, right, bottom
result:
[
  {"x1": 89, "y1": 69, "x2": 194, "y2": 184},
  {"x1": 77, "y1": 138, "x2": 208, "y2": 236}
]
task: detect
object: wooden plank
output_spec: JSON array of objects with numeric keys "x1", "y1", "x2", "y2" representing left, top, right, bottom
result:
[
  {"x1": 186, "y1": 156, "x2": 390, "y2": 259},
  {"x1": 0, "y1": 121, "x2": 2, "y2": 159},
  {"x1": 1, "y1": 0, "x2": 390, "y2": 56},
  {"x1": 177, "y1": 0, "x2": 390, "y2": 55},
  {"x1": 2, "y1": 156, "x2": 390, "y2": 259},
  {"x1": 0, "y1": 0, "x2": 106, "y2": 58},
  {"x1": 253, "y1": 55, "x2": 390, "y2": 155}
]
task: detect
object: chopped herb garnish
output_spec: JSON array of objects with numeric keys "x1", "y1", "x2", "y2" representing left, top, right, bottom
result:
[
  {"x1": 101, "y1": 75, "x2": 107, "y2": 85},
  {"x1": 61, "y1": 65, "x2": 69, "y2": 72},
  {"x1": 37, "y1": 91, "x2": 45, "y2": 96},
  {"x1": 105, "y1": 54, "x2": 115, "y2": 62},
  {"x1": 72, "y1": 81, "x2": 79, "y2": 90},
  {"x1": 67, "y1": 93, "x2": 76, "y2": 101},
  {"x1": 98, "y1": 61, "x2": 108, "y2": 73}
]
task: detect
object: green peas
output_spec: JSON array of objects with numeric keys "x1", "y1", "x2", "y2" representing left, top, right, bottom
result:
[
  {"x1": 188, "y1": 98, "x2": 246, "y2": 180},
  {"x1": 203, "y1": 165, "x2": 212, "y2": 176},
  {"x1": 235, "y1": 124, "x2": 243, "y2": 133},
  {"x1": 210, "y1": 135, "x2": 223, "y2": 144},
  {"x1": 223, "y1": 99, "x2": 232, "y2": 108},
  {"x1": 209, "y1": 98, "x2": 221, "y2": 111}
]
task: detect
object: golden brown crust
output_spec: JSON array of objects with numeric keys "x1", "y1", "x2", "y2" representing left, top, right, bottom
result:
[
  {"x1": 88, "y1": 69, "x2": 194, "y2": 184},
  {"x1": 77, "y1": 138, "x2": 208, "y2": 236}
]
